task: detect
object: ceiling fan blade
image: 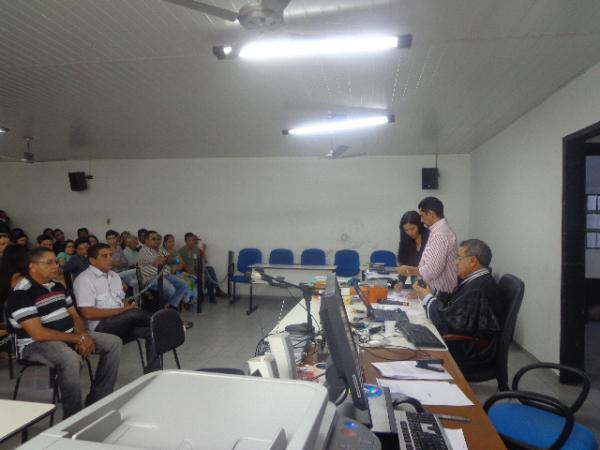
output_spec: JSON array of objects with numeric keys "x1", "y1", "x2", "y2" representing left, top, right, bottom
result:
[
  {"x1": 163, "y1": 0, "x2": 239, "y2": 22},
  {"x1": 340, "y1": 152, "x2": 367, "y2": 159},
  {"x1": 261, "y1": 0, "x2": 292, "y2": 13},
  {"x1": 331, "y1": 145, "x2": 349, "y2": 159}
]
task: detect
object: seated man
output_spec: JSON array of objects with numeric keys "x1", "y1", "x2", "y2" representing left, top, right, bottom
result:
[
  {"x1": 5, "y1": 247, "x2": 121, "y2": 419},
  {"x1": 36, "y1": 234, "x2": 54, "y2": 250},
  {"x1": 74, "y1": 244, "x2": 159, "y2": 373},
  {"x1": 178, "y1": 232, "x2": 226, "y2": 303},
  {"x1": 123, "y1": 235, "x2": 139, "y2": 267},
  {"x1": 413, "y1": 239, "x2": 506, "y2": 368},
  {"x1": 138, "y1": 231, "x2": 188, "y2": 311},
  {"x1": 63, "y1": 237, "x2": 90, "y2": 280}
]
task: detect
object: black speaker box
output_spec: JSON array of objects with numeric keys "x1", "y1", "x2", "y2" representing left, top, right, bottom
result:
[
  {"x1": 422, "y1": 168, "x2": 439, "y2": 190},
  {"x1": 68, "y1": 172, "x2": 88, "y2": 191}
]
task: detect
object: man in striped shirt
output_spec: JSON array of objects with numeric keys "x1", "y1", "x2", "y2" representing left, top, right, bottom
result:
[
  {"x1": 398, "y1": 197, "x2": 458, "y2": 294},
  {"x1": 413, "y1": 239, "x2": 506, "y2": 368},
  {"x1": 5, "y1": 247, "x2": 122, "y2": 419}
]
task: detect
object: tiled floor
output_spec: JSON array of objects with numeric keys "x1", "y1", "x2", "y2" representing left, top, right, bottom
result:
[{"x1": 1, "y1": 296, "x2": 599, "y2": 448}]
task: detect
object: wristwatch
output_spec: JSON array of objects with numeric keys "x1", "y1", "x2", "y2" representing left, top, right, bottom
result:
[{"x1": 78, "y1": 334, "x2": 87, "y2": 344}]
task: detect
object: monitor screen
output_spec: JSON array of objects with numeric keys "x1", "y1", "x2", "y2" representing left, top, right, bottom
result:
[{"x1": 319, "y1": 273, "x2": 368, "y2": 410}]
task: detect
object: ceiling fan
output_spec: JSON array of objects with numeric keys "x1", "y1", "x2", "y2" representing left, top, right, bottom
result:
[
  {"x1": 0, "y1": 137, "x2": 35, "y2": 163},
  {"x1": 163, "y1": 0, "x2": 292, "y2": 32},
  {"x1": 323, "y1": 144, "x2": 366, "y2": 160}
]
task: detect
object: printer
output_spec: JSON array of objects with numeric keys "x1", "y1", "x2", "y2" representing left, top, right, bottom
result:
[{"x1": 19, "y1": 370, "x2": 380, "y2": 450}]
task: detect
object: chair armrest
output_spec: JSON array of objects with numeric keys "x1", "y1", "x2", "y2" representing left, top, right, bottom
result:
[
  {"x1": 513, "y1": 362, "x2": 590, "y2": 413},
  {"x1": 484, "y1": 390, "x2": 574, "y2": 450},
  {"x1": 442, "y1": 333, "x2": 478, "y2": 342}
]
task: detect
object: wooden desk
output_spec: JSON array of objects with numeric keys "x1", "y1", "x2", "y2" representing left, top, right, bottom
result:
[
  {"x1": 0, "y1": 399, "x2": 55, "y2": 444},
  {"x1": 361, "y1": 348, "x2": 506, "y2": 450}
]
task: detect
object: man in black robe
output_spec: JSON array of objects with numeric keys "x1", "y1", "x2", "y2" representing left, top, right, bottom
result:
[{"x1": 413, "y1": 239, "x2": 506, "y2": 369}]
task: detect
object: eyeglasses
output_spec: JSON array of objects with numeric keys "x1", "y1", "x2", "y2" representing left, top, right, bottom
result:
[
  {"x1": 455, "y1": 255, "x2": 472, "y2": 261},
  {"x1": 34, "y1": 259, "x2": 59, "y2": 266}
]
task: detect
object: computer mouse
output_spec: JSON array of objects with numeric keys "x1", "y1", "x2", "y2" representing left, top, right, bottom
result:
[{"x1": 366, "y1": 338, "x2": 390, "y2": 347}]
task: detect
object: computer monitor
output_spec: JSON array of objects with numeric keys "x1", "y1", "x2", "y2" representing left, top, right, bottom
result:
[{"x1": 319, "y1": 273, "x2": 368, "y2": 411}]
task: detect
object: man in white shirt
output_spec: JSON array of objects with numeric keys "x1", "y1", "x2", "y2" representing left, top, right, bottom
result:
[{"x1": 74, "y1": 243, "x2": 159, "y2": 373}]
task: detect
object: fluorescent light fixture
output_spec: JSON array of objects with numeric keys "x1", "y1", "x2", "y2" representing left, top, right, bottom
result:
[
  {"x1": 240, "y1": 35, "x2": 408, "y2": 60},
  {"x1": 283, "y1": 115, "x2": 394, "y2": 136},
  {"x1": 212, "y1": 45, "x2": 238, "y2": 60},
  {"x1": 223, "y1": 46, "x2": 233, "y2": 55},
  {"x1": 0, "y1": 127, "x2": 9, "y2": 133}
]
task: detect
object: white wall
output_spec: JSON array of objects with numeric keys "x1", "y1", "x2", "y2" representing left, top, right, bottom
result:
[
  {"x1": 0, "y1": 154, "x2": 470, "y2": 289},
  {"x1": 470, "y1": 60, "x2": 600, "y2": 362}
]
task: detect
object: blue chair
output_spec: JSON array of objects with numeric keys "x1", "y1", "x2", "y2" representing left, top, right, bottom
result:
[
  {"x1": 229, "y1": 248, "x2": 262, "y2": 314},
  {"x1": 334, "y1": 249, "x2": 360, "y2": 277},
  {"x1": 484, "y1": 363, "x2": 598, "y2": 450},
  {"x1": 370, "y1": 250, "x2": 396, "y2": 267},
  {"x1": 301, "y1": 248, "x2": 326, "y2": 265},
  {"x1": 269, "y1": 248, "x2": 294, "y2": 265}
]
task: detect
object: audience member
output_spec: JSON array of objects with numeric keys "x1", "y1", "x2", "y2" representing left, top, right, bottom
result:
[
  {"x1": 398, "y1": 197, "x2": 458, "y2": 294},
  {"x1": 137, "y1": 228, "x2": 148, "y2": 249},
  {"x1": 0, "y1": 233, "x2": 10, "y2": 264},
  {"x1": 88, "y1": 235, "x2": 99, "y2": 246},
  {"x1": 138, "y1": 231, "x2": 188, "y2": 310},
  {"x1": 57, "y1": 240, "x2": 75, "y2": 266},
  {"x1": 53, "y1": 228, "x2": 66, "y2": 254},
  {"x1": 119, "y1": 231, "x2": 130, "y2": 250},
  {"x1": 11, "y1": 229, "x2": 28, "y2": 248},
  {"x1": 5, "y1": 247, "x2": 121, "y2": 418},
  {"x1": 163, "y1": 234, "x2": 196, "y2": 305},
  {"x1": 36, "y1": 234, "x2": 54, "y2": 249},
  {"x1": 106, "y1": 230, "x2": 128, "y2": 271},
  {"x1": 75, "y1": 244, "x2": 159, "y2": 373},
  {"x1": 63, "y1": 238, "x2": 90, "y2": 279},
  {"x1": 397, "y1": 211, "x2": 430, "y2": 286},
  {"x1": 77, "y1": 228, "x2": 89, "y2": 239},
  {"x1": 178, "y1": 232, "x2": 225, "y2": 303},
  {"x1": 0, "y1": 210, "x2": 10, "y2": 234},
  {"x1": 42, "y1": 228, "x2": 55, "y2": 239},
  {"x1": 0, "y1": 244, "x2": 28, "y2": 309},
  {"x1": 413, "y1": 239, "x2": 506, "y2": 368},
  {"x1": 123, "y1": 235, "x2": 139, "y2": 267}
]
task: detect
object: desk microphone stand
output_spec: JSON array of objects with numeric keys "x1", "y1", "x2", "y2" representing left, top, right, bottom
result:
[{"x1": 255, "y1": 268, "x2": 315, "y2": 335}]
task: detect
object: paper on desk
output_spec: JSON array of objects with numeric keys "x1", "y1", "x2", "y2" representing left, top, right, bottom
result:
[
  {"x1": 372, "y1": 361, "x2": 452, "y2": 380},
  {"x1": 444, "y1": 428, "x2": 468, "y2": 450},
  {"x1": 377, "y1": 379, "x2": 474, "y2": 406}
]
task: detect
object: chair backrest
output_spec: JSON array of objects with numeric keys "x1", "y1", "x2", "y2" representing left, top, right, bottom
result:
[
  {"x1": 496, "y1": 274, "x2": 525, "y2": 385},
  {"x1": 237, "y1": 248, "x2": 262, "y2": 273},
  {"x1": 269, "y1": 248, "x2": 294, "y2": 265},
  {"x1": 150, "y1": 309, "x2": 185, "y2": 367},
  {"x1": 370, "y1": 250, "x2": 396, "y2": 267},
  {"x1": 301, "y1": 248, "x2": 326, "y2": 265},
  {"x1": 334, "y1": 249, "x2": 360, "y2": 277}
]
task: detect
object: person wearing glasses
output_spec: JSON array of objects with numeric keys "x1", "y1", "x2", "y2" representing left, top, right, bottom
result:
[
  {"x1": 412, "y1": 239, "x2": 506, "y2": 368},
  {"x1": 4, "y1": 247, "x2": 122, "y2": 419}
]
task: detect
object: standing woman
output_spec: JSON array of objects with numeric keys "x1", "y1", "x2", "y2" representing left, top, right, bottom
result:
[{"x1": 397, "y1": 211, "x2": 430, "y2": 283}]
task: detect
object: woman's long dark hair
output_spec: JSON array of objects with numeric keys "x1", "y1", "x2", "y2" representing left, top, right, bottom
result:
[
  {"x1": 0, "y1": 244, "x2": 28, "y2": 305},
  {"x1": 398, "y1": 210, "x2": 428, "y2": 265}
]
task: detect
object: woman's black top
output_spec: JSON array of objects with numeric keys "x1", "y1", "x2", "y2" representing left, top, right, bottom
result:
[{"x1": 397, "y1": 228, "x2": 430, "y2": 267}]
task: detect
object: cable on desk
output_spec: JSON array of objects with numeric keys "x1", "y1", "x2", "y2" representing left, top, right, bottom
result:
[{"x1": 284, "y1": 286, "x2": 321, "y2": 334}]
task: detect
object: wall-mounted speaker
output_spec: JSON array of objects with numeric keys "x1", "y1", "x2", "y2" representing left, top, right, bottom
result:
[
  {"x1": 68, "y1": 172, "x2": 88, "y2": 191},
  {"x1": 422, "y1": 168, "x2": 439, "y2": 190}
]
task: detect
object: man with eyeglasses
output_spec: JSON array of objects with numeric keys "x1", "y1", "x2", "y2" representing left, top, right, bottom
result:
[
  {"x1": 412, "y1": 239, "x2": 506, "y2": 368},
  {"x1": 5, "y1": 247, "x2": 122, "y2": 419}
]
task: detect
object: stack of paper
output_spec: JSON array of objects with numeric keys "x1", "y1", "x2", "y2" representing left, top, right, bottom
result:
[
  {"x1": 372, "y1": 361, "x2": 452, "y2": 381},
  {"x1": 377, "y1": 379, "x2": 474, "y2": 406}
]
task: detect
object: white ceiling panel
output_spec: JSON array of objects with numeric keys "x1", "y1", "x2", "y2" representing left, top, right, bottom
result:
[{"x1": 1, "y1": 0, "x2": 600, "y2": 161}]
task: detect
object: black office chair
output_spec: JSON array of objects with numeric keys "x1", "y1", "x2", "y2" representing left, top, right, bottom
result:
[
  {"x1": 444, "y1": 273, "x2": 525, "y2": 391},
  {"x1": 149, "y1": 309, "x2": 244, "y2": 375},
  {"x1": 484, "y1": 363, "x2": 597, "y2": 450}
]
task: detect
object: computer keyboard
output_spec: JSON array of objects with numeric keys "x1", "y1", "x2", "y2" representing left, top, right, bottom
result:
[
  {"x1": 395, "y1": 411, "x2": 452, "y2": 450},
  {"x1": 372, "y1": 309, "x2": 409, "y2": 323},
  {"x1": 397, "y1": 322, "x2": 446, "y2": 348}
]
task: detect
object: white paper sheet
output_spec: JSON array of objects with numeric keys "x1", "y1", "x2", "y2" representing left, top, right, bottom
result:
[
  {"x1": 377, "y1": 379, "x2": 474, "y2": 406},
  {"x1": 444, "y1": 428, "x2": 469, "y2": 450},
  {"x1": 372, "y1": 361, "x2": 452, "y2": 380}
]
